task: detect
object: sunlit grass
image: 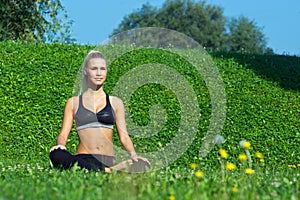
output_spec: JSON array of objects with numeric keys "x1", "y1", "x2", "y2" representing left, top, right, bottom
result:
[{"x1": 1, "y1": 138, "x2": 299, "y2": 200}]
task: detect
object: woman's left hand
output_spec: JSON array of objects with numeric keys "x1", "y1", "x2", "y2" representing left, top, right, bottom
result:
[{"x1": 130, "y1": 153, "x2": 151, "y2": 167}]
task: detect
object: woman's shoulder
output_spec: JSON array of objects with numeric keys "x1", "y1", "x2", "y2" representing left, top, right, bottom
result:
[
  {"x1": 109, "y1": 95, "x2": 124, "y2": 107},
  {"x1": 109, "y1": 95, "x2": 122, "y2": 102},
  {"x1": 63, "y1": 96, "x2": 80, "y2": 112},
  {"x1": 67, "y1": 96, "x2": 79, "y2": 102},
  {"x1": 71, "y1": 95, "x2": 80, "y2": 101},
  {"x1": 65, "y1": 96, "x2": 80, "y2": 106}
]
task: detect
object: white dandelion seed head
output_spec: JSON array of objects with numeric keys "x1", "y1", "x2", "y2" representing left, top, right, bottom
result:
[
  {"x1": 239, "y1": 140, "x2": 247, "y2": 148},
  {"x1": 214, "y1": 134, "x2": 225, "y2": 145}
]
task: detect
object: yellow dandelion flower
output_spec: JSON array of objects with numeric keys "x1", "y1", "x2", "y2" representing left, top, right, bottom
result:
[
  {"x1": 226, "y1": 162, "x2": 236, "y2": 171},
  {"x1": 255, "y1": 152, "x2": 264, "y2": 159},
  {"x1": 190, "y1": 163, "x2": 198, "y2": 169},
  {"x1": 72, "y1": 143, "x2": 76, "y2": 147},
  {"x1": 219, "y1": 149, "x2": 228, "y2": 159},
  {"x1": 245, "y1": 168, "x2": 254, "y2": 174},
  {"x1": 195, "y1": 171, "x2": 203, "y2": 178},
  {"x1": 238, "y1": 153, "x2": 247, "y2": 161},
  {"x1": 288, "y1": 164, "x2": 296, "y2": 169},
  {"x1": 239, "y1": 140, "x2": 251, "y2": 150},
  {"x1": 297, "y1": 164, "x2": 300, "y2": 167},
  {"x1": 168, "y1": 195, "x2": 175, "y2": 200},
  {"x1": 243, "y1": 141, "x2": 251, "y2": 150},
  {"x1": 232, "y1": 186, "x2": 238, "y2": 193}
]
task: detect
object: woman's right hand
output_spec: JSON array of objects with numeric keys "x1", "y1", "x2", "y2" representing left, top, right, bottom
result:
[{"x1": 50, "y1": 145, "x2": 66, "y2": 152}]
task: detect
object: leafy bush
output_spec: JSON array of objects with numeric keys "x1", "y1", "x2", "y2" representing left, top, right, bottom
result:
[{"x1": 0, "y1": 41, "x2": 299, "y2": 168}]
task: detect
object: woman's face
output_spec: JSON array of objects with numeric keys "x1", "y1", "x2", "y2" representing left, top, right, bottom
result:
[{"x1": 85, "y1": 58, "x2": 107, "y2": 87}]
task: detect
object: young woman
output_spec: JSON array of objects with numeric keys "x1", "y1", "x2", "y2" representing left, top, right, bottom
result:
[{"x1": 49, "y1": 50, "x2": 150, "y2": 173}]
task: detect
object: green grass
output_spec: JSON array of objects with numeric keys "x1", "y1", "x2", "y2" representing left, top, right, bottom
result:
[
  {"x1": 0, "y1": 41, "x2": 299, "y2": 199},
  {"x1": 0, "y1": 146, "x2": 299, "y2": 200}
]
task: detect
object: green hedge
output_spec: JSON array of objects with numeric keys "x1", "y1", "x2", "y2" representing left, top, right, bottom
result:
[{"x1": 0, "y1": 41, "x2": 299, "y2": 167}]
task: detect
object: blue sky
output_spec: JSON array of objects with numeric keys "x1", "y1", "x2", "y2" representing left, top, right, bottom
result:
[{"x1": 62, "y1": 0, "x2": 300, "y2": 56}]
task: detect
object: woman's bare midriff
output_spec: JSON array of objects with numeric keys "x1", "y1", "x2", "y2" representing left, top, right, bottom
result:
[{"x1": 75, "y1": 127, "x2": 114, "y2": 156}]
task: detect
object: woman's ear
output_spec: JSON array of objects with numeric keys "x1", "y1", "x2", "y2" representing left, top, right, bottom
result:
[{"x1": 83, "y1": 68, "x2": 87, "y2": 75}]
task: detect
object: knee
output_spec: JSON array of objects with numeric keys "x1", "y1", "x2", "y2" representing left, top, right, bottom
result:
[{"x1": 49, "y1": 148, "x2": 65, "y2": 162}]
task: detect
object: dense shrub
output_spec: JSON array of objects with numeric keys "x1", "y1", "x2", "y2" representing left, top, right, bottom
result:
[{"x1": 0, "y1": 41, "x2": 299, "y2": 167}]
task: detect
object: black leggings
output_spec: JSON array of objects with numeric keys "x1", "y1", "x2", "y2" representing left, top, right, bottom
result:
[{"x1": 49, "y1": 149, "x2": 114, "y2": 171}]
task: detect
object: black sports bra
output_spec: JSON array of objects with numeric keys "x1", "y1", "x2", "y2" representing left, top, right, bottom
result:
[{"x1": 75, "y1": 94, "x2": 116, "y2": 131}]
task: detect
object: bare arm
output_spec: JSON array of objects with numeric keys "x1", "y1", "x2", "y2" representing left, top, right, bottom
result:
[
  {"x1": 112, "y1": 96, "x2": 136, "y2": 155},
  {"x1": 112, "y1": 96, "x2": 150, "y2": 166},
  {"x1": 50, "y1": 97, "x2": 74, "y2": 152}
]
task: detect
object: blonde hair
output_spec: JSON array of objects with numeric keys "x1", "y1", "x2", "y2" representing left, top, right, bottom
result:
[
  {"x1": 83, "y1": 50, "x2": 106, "y2": 69},
  {"x1": 80, "y1": 50, "x2": 107, "y2": 93}
]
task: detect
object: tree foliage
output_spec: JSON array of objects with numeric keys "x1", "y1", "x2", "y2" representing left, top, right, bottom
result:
[
  {"x1": 226, "y1": 16, "x2": 273, "y2": 54},
  {"x1": 112, "y1": 0, "x2": 271, "y2": 54},
  {"x1": 0, "y1": 0, "x2": 74, "y2": 43}
]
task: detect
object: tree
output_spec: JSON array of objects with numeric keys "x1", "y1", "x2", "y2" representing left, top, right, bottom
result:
[
  {"x1": 112, "y1": 0, "x2": 226, "y2": 50},
  {"x1": 112, "y1": 0, "x2": 271, "y2": 53},
  {"x1": 157, "y1": 0, "x2": 226, "y2": 50},
  {"x1": 226, "y1": 16, "x2": 269, "y2": 54},
  {"x1": 0, "y1": 0, "x2": 74, "y2": 43},
  {"x1": 112, "y1": 3, "x2": 159, "y2": 32}
]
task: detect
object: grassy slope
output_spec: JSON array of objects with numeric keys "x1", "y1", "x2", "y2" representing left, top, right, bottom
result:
[
  {"x1": 0, "y1": 41, "x2": 299, "y2": 166},
  {"x1": 212, "y1": 52, "x2": 299, "y2": 166}
]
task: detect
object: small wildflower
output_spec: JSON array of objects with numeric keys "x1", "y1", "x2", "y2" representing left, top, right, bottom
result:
[
  {"x1": 190, "y1": 163, "x2": 198, "y2": 169},
  {"x1": 288, "y1": 165, "x2": 296, "y2": 169},
  {"x1": 219, "y1": 149, "x2": 228, "y2": 159},
  {"x1": 260, "y1": 159, "x2": 264, "y2": 163},
  {"x1": 175, "y1": 174, "x2": 181, "y2": 179},
  {"x1": 298, "y1": 164, "x2": 300, "y2": 167},
  {"x1": 168, "y1": 195, "x2": 176, "y2": 200},
  {"x1": 255, "y1": 152, "x2": 264, "y2": 159},
  {"x1": 238, "y1": 153, "x2": 247, "y2": 161},
  {"x1": 245, "y1": 168, "x2": 254, "y2": 174},
  {"x1": 232, "y1": 186, "x2": 238, "y2": 193},
  {"x1": 72, "y1": 143, "x2": 76, "y2": 147},
  {"x1": 226, "y1": 162, "x2": 236, "y2": 171},
  {"x1": 195, "y1": 171, "x2": 203, "y2": 178},
  {"x1": 27, "y1": 167, "x2": 32, "y2": 174},
  {"x1": 239, "y1": 140, "x2": 251, "y2": 150}
]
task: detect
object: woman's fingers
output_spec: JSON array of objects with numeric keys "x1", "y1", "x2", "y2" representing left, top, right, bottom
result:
[
  {"x1": 135, "y1": 156, "x2": 151, "y2": 167},
  {"x1": 49, "y1": 145, "x2": 66, "y2": 152}
]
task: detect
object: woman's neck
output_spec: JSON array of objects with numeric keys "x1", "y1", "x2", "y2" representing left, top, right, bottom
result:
[{"x1": 86, "y1": 86, "x2": 105, "y2": 95}]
